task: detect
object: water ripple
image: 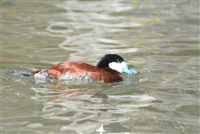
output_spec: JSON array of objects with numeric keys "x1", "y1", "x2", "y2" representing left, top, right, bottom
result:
[{"x1": 44, "y1": 1, "x2": 142, "y2": 60}]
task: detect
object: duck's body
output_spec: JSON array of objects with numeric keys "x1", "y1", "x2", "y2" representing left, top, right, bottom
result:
[
  {"x1": 7, "y1": 54, "x2": 139, "y2": 83},
  {"x1": 31, "y1": 61, "x2": 123, "y2": 82}
]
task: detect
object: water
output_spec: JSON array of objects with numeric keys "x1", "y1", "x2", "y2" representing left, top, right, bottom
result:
[{"x1": 2, "y1": 0, "x2": 199, "y2": 133}]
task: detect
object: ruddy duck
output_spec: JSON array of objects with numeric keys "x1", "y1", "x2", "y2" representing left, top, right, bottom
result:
[{"x1": 7, "y1": 54, "x2": 139, "y2": 83}]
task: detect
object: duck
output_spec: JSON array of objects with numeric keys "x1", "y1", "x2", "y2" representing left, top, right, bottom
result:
[{"x1": 7, "y1": 54, "x2": 139, "y2": 83}]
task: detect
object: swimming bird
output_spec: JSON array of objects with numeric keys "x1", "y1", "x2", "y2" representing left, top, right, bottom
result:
[{"x1": 7, "y1": 54, "x2": 139, "y2": 83}]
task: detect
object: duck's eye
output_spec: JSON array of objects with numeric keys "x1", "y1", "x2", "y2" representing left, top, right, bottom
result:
[{"x1": 116, "y1": 59, "x2": 121, "y2": 63}]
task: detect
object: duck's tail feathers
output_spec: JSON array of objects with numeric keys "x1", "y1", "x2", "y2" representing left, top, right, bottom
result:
[{"x1": 7, "y1": 70, "x2": 32, "y2": 77}]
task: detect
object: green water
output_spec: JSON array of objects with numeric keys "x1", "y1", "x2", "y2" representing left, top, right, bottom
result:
[{"x1": 2, "y1": 0, "x2": 199, "y2": 133}]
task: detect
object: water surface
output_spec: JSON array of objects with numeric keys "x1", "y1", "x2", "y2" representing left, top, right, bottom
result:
[{"x1": 2, "y1": 0, "x2": 199, "y2": 133}]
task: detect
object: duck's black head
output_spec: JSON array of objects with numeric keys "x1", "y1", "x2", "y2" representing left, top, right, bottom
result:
[
  {"x1": 96, "y1": 54, "x2": 139, "y2": 75},
  {"x1": 97, "y1": 54, "x2": 124, "y2": 68}
]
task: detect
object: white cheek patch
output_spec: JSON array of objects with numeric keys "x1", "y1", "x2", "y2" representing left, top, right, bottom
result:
[{"x1": 109, "y1": 61, "x2": 125, "y2": 73}]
